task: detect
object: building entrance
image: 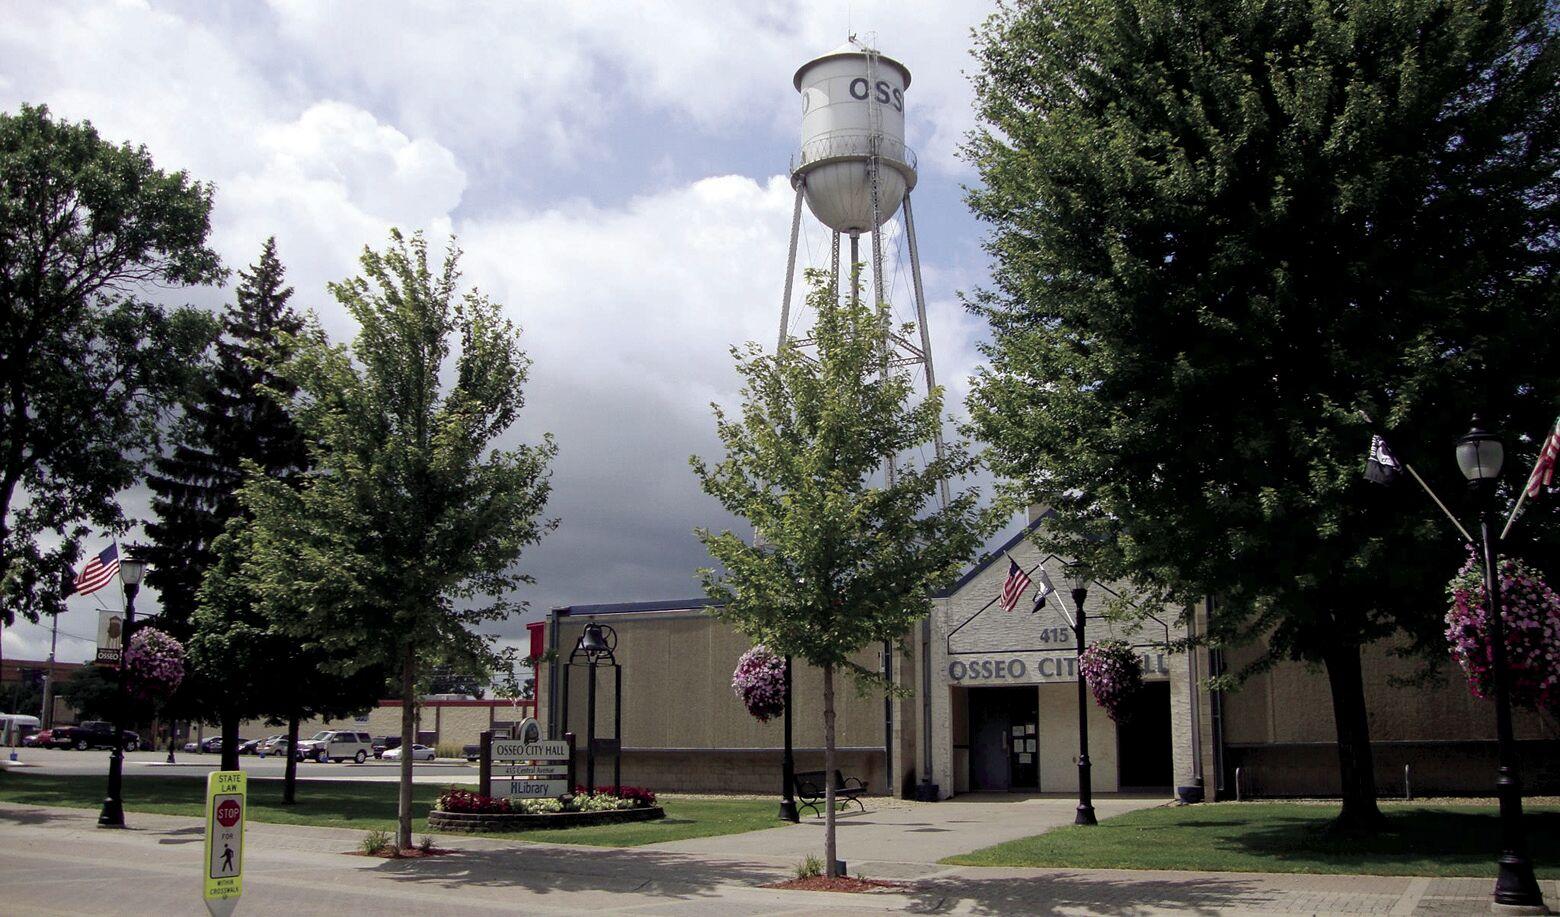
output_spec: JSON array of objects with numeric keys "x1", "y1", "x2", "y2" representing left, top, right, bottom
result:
[
  {"x1": 1116, "y1": 680, "x2": 1173, "y2": 791},
  {"x1": 967, "y1": 686, "x2": 1038, "y2": 792}
]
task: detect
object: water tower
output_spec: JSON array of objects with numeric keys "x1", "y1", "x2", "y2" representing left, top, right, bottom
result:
[{"x1": 778, "y1": 38, "x2": 949, "y2": 507}]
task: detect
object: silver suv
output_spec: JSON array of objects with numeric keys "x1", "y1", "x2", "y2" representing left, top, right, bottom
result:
[{"x1": 295, "y1": 730, "x2": 373, "y2": 763}]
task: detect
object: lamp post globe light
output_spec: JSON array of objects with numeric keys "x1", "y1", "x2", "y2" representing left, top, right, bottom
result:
[
  {"x1": 1063, "y1": 563, "x2": 1097, "y2": 827},
  {"x1": 98, "y1": 555, "x2": 146, "y2": 829},
  {"x1": 1457, "y1": 417, "x2": 1547, "y2": 913}
]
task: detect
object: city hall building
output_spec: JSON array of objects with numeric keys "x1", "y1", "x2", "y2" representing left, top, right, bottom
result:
[{"x1": 534, "y1": 508, "x2": 1559, "y2": 800}]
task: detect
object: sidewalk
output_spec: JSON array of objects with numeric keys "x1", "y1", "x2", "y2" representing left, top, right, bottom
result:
[{"x1": 0, "y1": 801, "x2": 1549, "y2": 914}]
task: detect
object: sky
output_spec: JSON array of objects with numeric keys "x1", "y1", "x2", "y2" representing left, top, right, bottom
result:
[{"x1": 0, "y1": 0, "x2": 1024, "y2": 667}]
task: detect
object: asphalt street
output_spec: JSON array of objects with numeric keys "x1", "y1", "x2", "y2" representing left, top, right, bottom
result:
[{"x1": 5, "y1": 747, "x2": 480, "y2": 784}]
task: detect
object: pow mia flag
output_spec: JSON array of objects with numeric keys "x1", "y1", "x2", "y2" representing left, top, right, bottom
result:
[{"x1": 1365, "y1": 435, "x2": 1402, "y2": 485}]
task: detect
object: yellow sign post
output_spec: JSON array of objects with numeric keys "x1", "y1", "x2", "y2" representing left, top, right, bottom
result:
[{"x1": 202, "y1": 770, "x2": 246, "y2": 915}]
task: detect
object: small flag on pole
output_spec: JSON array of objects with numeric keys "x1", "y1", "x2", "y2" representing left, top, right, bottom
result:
[
  {"x1": 999, "y1": 559, "x2": 1032, "y2": 612},
  {"x1": 1031, "y1": 567, "x2": 1057, "y2": 613},
  {"x1": 1524, "y1": 415, "x2": 1560, "y2": 499},
  {"x1": 1365, "y1": 435, "x2": 1402, "y2": 485},
  {"x1": 72, "y1": 543, "x2": 120, "y2": 597}
]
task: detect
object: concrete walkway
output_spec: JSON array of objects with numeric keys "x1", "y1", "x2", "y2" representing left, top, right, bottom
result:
[
  {"x1": 0, "y1": 801, "x2": 1550, "y2": 915},
  {"x1": 648, "y1": 793, "x2": 1163, "y2": 878}
]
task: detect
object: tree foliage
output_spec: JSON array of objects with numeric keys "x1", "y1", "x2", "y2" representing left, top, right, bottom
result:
[
  {"x1": 0, "y1": 104, "x2": 222, "y2": 625},
  {"x1": 693, "y1": 272, "x2": 998, "y2": 874},
  {"x1": 233, "y1": 229, "x2": 556, "y2": 846},
  {"x1": 965, "y1": 0, "x2": 1560, "y2": 828}
]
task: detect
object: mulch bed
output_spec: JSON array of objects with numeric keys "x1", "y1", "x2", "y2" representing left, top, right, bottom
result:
[
  {"x1": 349, "y1": 846, "x2": 458, "y2": 859},
  {"x1": 764, "y1": 876, "x2": 907, "y2": 893}
]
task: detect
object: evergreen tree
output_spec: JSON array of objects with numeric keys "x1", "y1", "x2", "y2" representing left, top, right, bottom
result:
[
  {"x1": 693, "y1": 272, "x2": 998, "y2": 876},
  {"x1": 965, "y1": 0, "x2": 1560, "y2": 832},
  {"x1": 144, "y1": 238, "x2": 308, "y2": 766},
  {"x1": 145, "y1": 237, "x2": 305, "y2": 631}
]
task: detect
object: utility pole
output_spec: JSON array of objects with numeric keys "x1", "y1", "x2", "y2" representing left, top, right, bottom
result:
[{"x1": 40, "y1": 613, "x2": 59, "y2": 727}]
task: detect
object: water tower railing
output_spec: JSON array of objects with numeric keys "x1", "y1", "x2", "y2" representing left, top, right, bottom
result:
[{"x1": 790, "y1": 133, "x2": 917, "y2": 176}]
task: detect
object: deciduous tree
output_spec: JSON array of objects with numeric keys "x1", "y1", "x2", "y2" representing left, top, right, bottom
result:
[
  {"x1": 693, "y1": 272, "x2": 998, "y2": 876},
  {"x1": 235, "y1": 230, "x2": 555, "y2": 847},
  {"x1": 965, "y1": 0, "x2": 1560, "y2": 832},
  {"x1": 0, "y1": 103, "x2": 221, "y2": 627}
]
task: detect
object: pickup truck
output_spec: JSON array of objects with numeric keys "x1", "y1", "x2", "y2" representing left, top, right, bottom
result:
[{"x1": 38, "y1": 721, "x2": 140, "y2": 751}]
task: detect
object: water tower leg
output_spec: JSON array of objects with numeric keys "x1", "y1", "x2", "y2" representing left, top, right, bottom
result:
[
  {"x1": 868, "y1": 221, "x2": 896, "y2": 488},
  {"x1": 778, "y1": 183, "x2": 805, "y2": 353},
  {"x1": 830, "y1": 232, "x2": 841, "y2": 307},
  {"x1": 902, "y1": 192, "x2": 951, "y2": 510},
  {"x1": 849, "y1": 233, "x2": 861, "y2": 306}
]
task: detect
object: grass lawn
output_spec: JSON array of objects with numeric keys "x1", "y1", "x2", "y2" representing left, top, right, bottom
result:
[
  {"x1": 0, "y1": 771, "x2": 783, "y2": 847},
  {"x1": 944, "y1": 801, "x2": 1560, "y2": 878}
]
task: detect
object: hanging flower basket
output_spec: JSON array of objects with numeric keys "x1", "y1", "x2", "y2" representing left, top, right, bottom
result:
[
  {"x1": 124, "y1": 627, "x2": 185, "y2": 701},
  {"x1": 1079, "y1": 639, "x2": 1143, "y2": 722},
  {"x1": 732, "y1": 645, "x2": 787, "y2": 722},
  {"x1": 1445, "y1": 549, "x2": 1560, "y2": 714}
]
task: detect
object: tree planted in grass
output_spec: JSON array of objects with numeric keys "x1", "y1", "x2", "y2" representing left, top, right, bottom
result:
[
  {"x1": 965, "y1": 0, "x2": 1560, "y2": 832},
  {"x1": 0, "y1": 104, "x2": 220, "y2": 628},
  {"x1": 236, "y1": 230, "x2": 555, "y2": 848},
  {"x1": 693, "y1": 273, "x2": 996, "y2": 877}
]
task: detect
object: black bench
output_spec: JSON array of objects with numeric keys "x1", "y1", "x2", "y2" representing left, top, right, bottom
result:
[{"x1": 793, "y1": 769, "x2": 866, "y2": 818}]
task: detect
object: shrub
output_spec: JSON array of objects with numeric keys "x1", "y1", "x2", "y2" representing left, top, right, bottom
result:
[
  {"x1": 360, "y1": 828, "x2": 393, "y2": 855},
  {"x1": 435, "y1": 787, "x2": 512, "y2": 814},
  {"x1": 417, "y1": 835, "x2": 434, "y2": 852},
  {"x1": 435, "y1": 742, "x2": 463, "y2": 760},
  {"x1": 796, "y1": 854, "x2": 823, "y2": 879},
  {"x1": 1078, "y1": 639, "x2": 1144, "y2": 722},
  {"x1": 573, "y1": 785, "x2": 656, "y2": 807}
]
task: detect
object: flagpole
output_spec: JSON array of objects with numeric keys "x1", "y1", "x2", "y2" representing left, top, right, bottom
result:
[
  {"x1": 1499, "y1": 490, "x2": 1527, "y2": 542},
  {"x1": 1358, "y1": 411, "x2": 1474, "y2": 544}
]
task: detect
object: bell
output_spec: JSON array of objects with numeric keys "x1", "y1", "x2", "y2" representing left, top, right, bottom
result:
[{"x1": 579, "y1": 623, "x2": 609, "y2": 658}]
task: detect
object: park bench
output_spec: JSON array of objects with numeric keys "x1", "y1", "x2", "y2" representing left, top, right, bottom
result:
[{"x1": 793, "y1": 769, "x2": 867, "y2": 818}]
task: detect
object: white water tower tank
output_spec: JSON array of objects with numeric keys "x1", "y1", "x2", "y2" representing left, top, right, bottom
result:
[{"x1": 791, "y1": 42, "x2": 917, "y2": 234}]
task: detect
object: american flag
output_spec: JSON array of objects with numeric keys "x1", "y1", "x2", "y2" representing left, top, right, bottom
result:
[
  {"x1": 73, "y1": 544, "x2": 120, "y2": 596},
  {"x1": 999, "y1": 558, "x2": 1032, "y2": 612},
  {"x1": 1525, "y1": 415, "x2": 1560, "y2": 498}
]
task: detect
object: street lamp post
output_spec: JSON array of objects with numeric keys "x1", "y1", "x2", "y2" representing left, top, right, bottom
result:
[
  {"x1": 779, "y1": 655, "x2": 799, "y2": 822},
  {"x1": 99, "y1": 555, "x2": 146, "y2": 829},
  {"x1": 1455, "y1": 418, "x2": 1547, "y2": 913},
  {"x1": 1064, "y1": 564, "x2": 1097, "y2": 827}
]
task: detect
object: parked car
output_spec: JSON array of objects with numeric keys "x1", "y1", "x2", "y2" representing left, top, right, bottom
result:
[
  {"x1": 381, "y1": 743, "x2": 435, "y2": 761},
  {"x1": 295, "y1": 730, "x2": 372, "y2": 763},
  {"x1": 21, "y1": 731, "x2": 45, "y2": 748},
  {"x1": 463, "y1": 743, "x2": 481, "y2": 762},
  {"x1": 237, "y1": 737, "x2": 267, "y2": 755},
  {"x1": 42, "y1": 721, "x2": 140, "y2": 751},
  {"x1": 371, "y1": 735, "x2": 402, "y2": 759},
  {"x1": 257, "y1": 735, "x2": 291, "y2": 757}
]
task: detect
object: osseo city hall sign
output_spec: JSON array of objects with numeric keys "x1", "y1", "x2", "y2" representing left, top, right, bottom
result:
[{"x1": 948, "y1": 652, "x2": 1170, "y2": 684}]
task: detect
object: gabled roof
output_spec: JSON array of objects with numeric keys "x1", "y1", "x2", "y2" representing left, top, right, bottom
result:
[{"x1": 933, "y1": 508, "x2": 1054, "y2": 598}]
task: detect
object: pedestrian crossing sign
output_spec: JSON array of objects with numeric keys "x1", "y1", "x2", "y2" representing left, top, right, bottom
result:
[{"x1": 203, "y1": 770, "x2": 245, "y2": 909}]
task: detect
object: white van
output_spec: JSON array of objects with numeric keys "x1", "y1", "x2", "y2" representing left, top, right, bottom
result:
[{"x1": 0, "y1": 713, "x2": 41, "y2": 747}]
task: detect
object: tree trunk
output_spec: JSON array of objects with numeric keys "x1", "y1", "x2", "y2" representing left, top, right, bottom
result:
[
  {"x1": 1323, "y1": 642, "x2": 1385, "y2": 834},
  {"x1": 282, "y1": 709, "x2": 300, "y2": 805},
  {"x1": 219, "y1": 709, "x2": 240, "y2": 772},
  {"x1": 823, "y1": 662, "x2": 838, "y2": 878},
  {"x1": 397, "y1": 641, "x2": 416, "y2": 851}
]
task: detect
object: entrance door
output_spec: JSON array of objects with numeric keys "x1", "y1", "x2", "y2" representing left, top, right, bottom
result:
[
  {"x1": 1116, "y1": 681, "x2": 1173, "y2": 791},
  {"x1": 968, "y1": 687, "x2": 1039, "y2": 792}
]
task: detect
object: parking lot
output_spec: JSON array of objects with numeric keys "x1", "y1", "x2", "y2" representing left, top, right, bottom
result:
[{"x1": 3, "y1": 747, "x2": 479, "y2": 784}]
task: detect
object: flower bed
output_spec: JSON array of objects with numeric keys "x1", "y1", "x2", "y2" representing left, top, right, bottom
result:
[{"x1": 428, "y1": 786, "x2": 664, "y2": 833}]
